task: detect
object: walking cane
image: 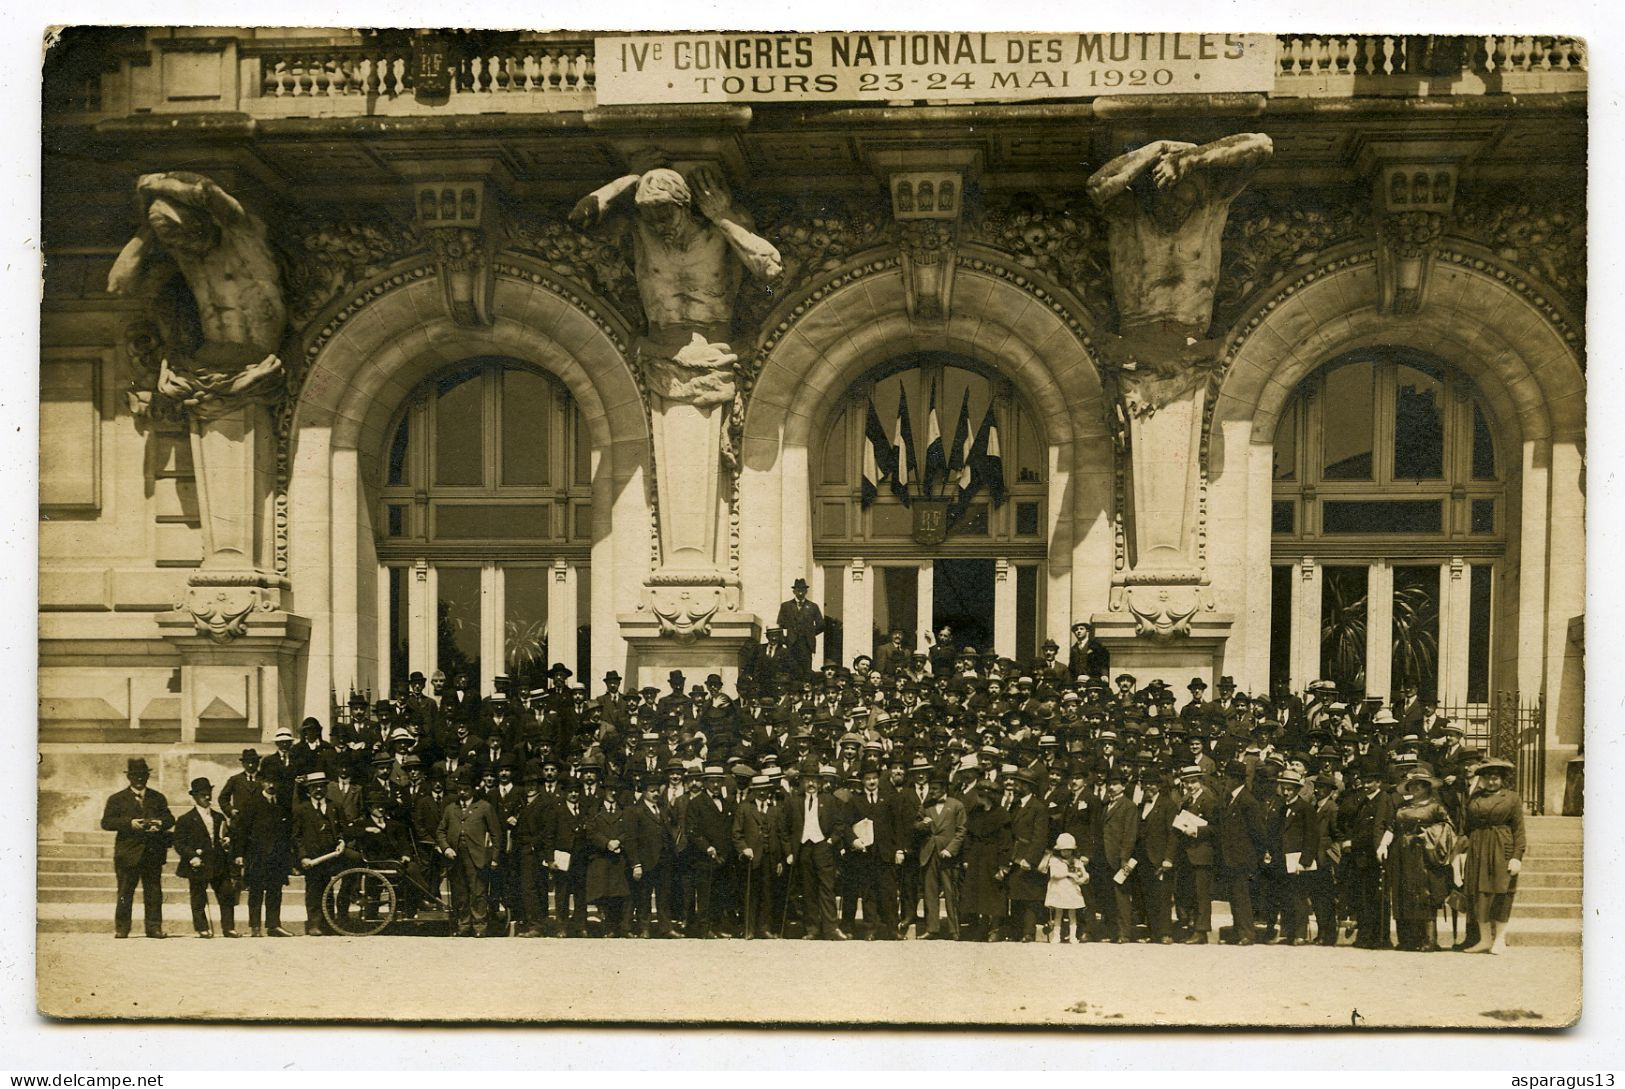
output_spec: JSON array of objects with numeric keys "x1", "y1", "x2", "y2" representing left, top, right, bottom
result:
[
  {"x1": 780, "y1": 853, "x2": 796, "y2": 936},
  {"x1": 744, "y1": 857, "x2": 754, "y2": 940}
]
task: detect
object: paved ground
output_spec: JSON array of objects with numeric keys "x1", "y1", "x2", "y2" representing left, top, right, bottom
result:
[{"x1": 36, "y1": 930, "x2": 1581, "y2": 1028}]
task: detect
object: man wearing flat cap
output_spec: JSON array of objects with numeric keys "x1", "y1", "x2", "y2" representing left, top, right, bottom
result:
[
  {"x1": 775, "y1": 578, "x2": 825, "y2": 682},
  {"x1": 100, "y1": 757, "x2": 176, "y2": 938}
]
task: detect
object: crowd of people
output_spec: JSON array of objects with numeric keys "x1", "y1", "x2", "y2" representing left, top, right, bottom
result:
[{"x1": 100, "y1": 604, "x2": 1530, "y2": 954}]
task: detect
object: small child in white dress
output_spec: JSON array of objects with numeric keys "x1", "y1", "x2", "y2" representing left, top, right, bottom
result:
[{"x1": 1043, "y1": 832, "x2": 1087, "y2": 943}]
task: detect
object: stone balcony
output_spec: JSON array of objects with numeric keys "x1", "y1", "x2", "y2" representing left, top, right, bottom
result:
[{"x1": 45, "y1": 30, "x2": 1586, "y2": 124}]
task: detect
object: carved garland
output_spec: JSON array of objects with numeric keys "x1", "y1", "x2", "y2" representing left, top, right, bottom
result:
[{"x1": 274, "y1": 260, "x2": 644, "y2": 577}]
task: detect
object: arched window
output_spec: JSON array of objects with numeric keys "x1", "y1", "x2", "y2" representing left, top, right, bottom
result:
[
  {"x1": 812, "y1": 352, "x2": 1049, "y2": 663},
  {"x1": 1268, "y1": 348, "x2": 1503, "y2": 707},
  {"x1": 376, "y1": 358, "x2": 593, "y2": 696}
]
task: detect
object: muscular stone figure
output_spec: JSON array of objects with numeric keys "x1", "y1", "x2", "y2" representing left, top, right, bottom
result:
[
  {"x1": 1086, "y1": 134, "x2": 1273, "y2": 412},
  {"x1": 570, "y1": 166, "x2": 781, "y2": 407},
  {"x1": 108, "y1": 172, "x2": 287, "y2": 419}
]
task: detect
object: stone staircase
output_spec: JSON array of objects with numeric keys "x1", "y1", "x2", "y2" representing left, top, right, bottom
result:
[{"x1": 36, "y1": 818, "x2": 1582, "y2": 945}]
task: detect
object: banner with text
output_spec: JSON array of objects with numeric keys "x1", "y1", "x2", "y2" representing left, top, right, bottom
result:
[{"x1": 594, "y1": 32, "x2": 1276, "y2": 105}]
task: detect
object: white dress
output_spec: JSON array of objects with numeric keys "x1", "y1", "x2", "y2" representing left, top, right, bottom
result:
[{"x1": 1044, "y1": 855, "x2": 1085, "y2": 909}]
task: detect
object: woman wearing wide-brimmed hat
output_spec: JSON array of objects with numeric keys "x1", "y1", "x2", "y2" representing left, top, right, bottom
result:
[
  {"x1": 1378, "y1": 769, "x2": 1455, "y2": 951},
  {"x1": 1459, "y1": 758, "x2": 1527, "y2": 954}
]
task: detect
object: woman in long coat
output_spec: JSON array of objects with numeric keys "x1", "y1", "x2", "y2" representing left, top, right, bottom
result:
[
  {"x1": 585, "y1": 791, "x2": 632, "y2": 936},
  {"x1": 957, "y1": 776, "x2": 1012, "y2": 940},
  {"x1": 1379, "y1": 772, "x2": 1455, "y2": 951},
  {"x1": 1460, "y1": 758, "x2": 1527, "y2": 954}
]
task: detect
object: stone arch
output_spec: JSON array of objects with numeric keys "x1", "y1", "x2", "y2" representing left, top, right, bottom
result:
[
  {"x1": 286, "y1": 261, "x2": 652, "y2": 715},
  {"x1": 738, "y1": 247, "x2": 1115, "y2": 642},
  {"x1": 1209, "y1": 245, "x2": 1584, "y2": 729}
]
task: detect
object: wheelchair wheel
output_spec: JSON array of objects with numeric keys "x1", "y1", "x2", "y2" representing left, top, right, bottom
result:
[{"x1": 322, "y1": 867, "x2": 397, "y2": 937}]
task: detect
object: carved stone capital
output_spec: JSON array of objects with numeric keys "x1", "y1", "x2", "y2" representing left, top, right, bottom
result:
[
  {"x1": 639, "y1": 576, "x2": 741, "y2": 644},
  {"x1": 891, "y1": 171, "x2": 964, "y2": 322},
  {"x1": 415, "y1": 181, "x2": 499, "y2": 326},
  {"x1": 1119, "y1": 582, "x2": 1205, "y2": 642},
  {"x1": 1378, "y1": 210, "x2": 1445, "y2": 314},
  {"x1": 178, "y1": 581, "x2": 280, "y2": 643}
]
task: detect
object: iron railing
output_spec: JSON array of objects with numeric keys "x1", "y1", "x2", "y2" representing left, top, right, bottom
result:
[{"x1": 1440, "y1": 689, "x2": 1546, "y2": 814}]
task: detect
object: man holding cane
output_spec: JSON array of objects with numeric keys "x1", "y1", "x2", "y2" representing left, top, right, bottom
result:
[
  {"x1": 436, "y1": 766, "x2": 503, "y2": 937},
  {"x1": 100, "y1": 756, "x2": 175, "y2": 939},
  {"x1": 292, "y1": 770, "x2": 352, "y2": 936}
]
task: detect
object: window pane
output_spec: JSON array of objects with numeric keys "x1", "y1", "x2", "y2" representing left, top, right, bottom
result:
[
  {"x1": 1270, "y1": 564, "x2": 1292, "y2": 693},
  {"x1": 387, "y1": 414, "x2": 412, "y2": 486},
  {"x1": 435, "y1": 503, "x2": 552, "y2": 539},
  {"x1": 1322, "y1": 499, "x2": 1441, "y2": 534},
  {"x1": 1393, "y1": 364, "x2": 1445, "y2": 479},
  {"x1": 501, "y1": 367, "x2": 551, "y2": 485},
  {"x1": 576, "y1": 567, "x2": 591, "y2": 685},
  {"x1": 1320, "y1": 362, "x2": 1374, "y2": 480},
  {"x1": 1471, "y1": 498, "x2": 1495, "y2": 534},
  {"x1": 822, "y1": 404, "x2": 849, "y2": 485},
  {"x1": 1392, "y1": 566, "x2": 1440, "y2": 701},
  {"x1": 1273, "y1": 403, "x2": 1297, "y2": 480},
  {"x1": 437, "y1": 567, "x2": 482, "y2": 695},
  {"x1": 1468, "y1": 565, "x2": 1493, "y2": 702},
  {"x1": 504, "y1": 567, "x2": 549, "y2": 696},
  {"x1": 1016, "y1": 564, "x2": 1039, "y2": 663},
  {"x1": 386, "y1": 504, "x2": 406, "y2": 537},
  {"x1": 388, "y1": 566, "x2": 409, "y2": 697},
  {"x1": 1014, "y1": 404, "x2": 1045, "y2": 484},
  {"x1": 822, "y1": 564, "x2": 844, "y2": 669},
  {"x1": 1320, "y1": 565, "x2": 1368, "y2": 692},
  {"x1": 1272, "y1": 500, "x2": 1295, "y2": 535},
  {"x1": 875, "y1": 567, "x2": 918, "y2": 652},
  {"x1": 1016, "y1": 501, "x2": 1040, "y2": 536},
  {"x1": 1472, "y1": 402, "x2": 1497, "y2": 480},
  {"x1": 434, "y1": 368, "x2": 484, "y2": 486},
  {"x1": 573, "y1": 403, "x2": 592, "y2": 487}
]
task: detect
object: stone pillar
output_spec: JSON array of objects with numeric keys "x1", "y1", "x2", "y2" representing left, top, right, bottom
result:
[
  {"x1": 480, "y1": 564, "x2": 502, "y2": 697},
  {"x1": 915, "y1": 563, "x2": 935, "y2": 652},
  {"x1": 1290, "y1": 556, "x2": 1322, "y2": 691},
  {"x1": 1364, "y1": 561, "x2": 1394, "y2": 702},
  {"x1": 409, "y1": 560, "x2": 433, "y2": 680},
  {"x1": 993, "y1": 558, "x2": 1017, "y2": 659},
  {"x1": 1439, "y1": 558, "x2": 1470, "y2": 707},
  {"x1": 844, "y1": 559, "x2": 874, "y2": 665},
  {"x1": 548, "y1": 558, "x2": 580, "y2": 682}
]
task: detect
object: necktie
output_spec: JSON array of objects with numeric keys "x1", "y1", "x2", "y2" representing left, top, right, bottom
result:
[{"x1": 868, "y1": 792, "x2": 876, "y2": 806}]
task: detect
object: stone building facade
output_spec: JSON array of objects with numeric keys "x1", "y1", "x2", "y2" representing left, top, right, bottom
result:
[{"x1": 40, "y1": 29, "x2": 1585, "y2": 834}]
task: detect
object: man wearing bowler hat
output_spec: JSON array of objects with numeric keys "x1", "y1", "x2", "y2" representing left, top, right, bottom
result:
[
  {"x1": 436, "y1": 766, "x2": 504, "y2": 936},
  {"x1": 219, "y1": 748, "x2": 263, "y2": 821},
  {"x1": 172, "y1": 777, "x2": 240, "y2": 938},
  {"x1": 100, "y1": 757, "x2": 175, "y2": 939},
  {"x1": 775, "y1": 578, "x2": 825, "y2": 681}
]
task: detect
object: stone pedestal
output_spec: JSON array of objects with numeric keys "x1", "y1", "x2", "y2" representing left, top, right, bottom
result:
[
  {"x1": 618, "y1": 610, "x2": 759, "y2": 693},
  {"x1": 1090, "y1": 610, "x2": 1234, "y2": 690},
  {"x1": 158, "y1": 608, "x2": 311, "y2": 743}
]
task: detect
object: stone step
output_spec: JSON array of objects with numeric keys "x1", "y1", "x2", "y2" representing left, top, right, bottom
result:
[
  {"x1": 1518, "y1": 871, "x2": 1583, "y2": 888},
  {"x1": 1510, "y1": 903, "x2": 1582, "y2": 920},
  {"x1": 39, "y1": 843, "x2": 114, "y2": 860},
  {"x1": 1515, "y1": 888, "x2": 1582, "y2": 906}
]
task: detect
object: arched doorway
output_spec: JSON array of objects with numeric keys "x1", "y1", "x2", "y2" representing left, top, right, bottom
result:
[
  {"x1": 376, "y1": 357, "x2": 593, "y2": 697},
  {"x1": 1267, "y1": 347, "x2": 1505, "y2": 707},
  {"x1": 813, "y1": 352, "x2": 1050, "y2": 664}
]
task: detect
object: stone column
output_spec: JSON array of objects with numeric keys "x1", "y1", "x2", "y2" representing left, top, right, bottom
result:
[
  {"x1": 1364, "y1": 561, "x2": 1394, "y2": 702},
  {"x1": 915, "y1": 564, "x2": 935, "y2": 653},
  {"x1": 1439, "y1": 558, "x2": 1470, "y2": 707},
  {"x1": 993, "y1": 558, "x2": 1018, "y2": 659},
  {"x1": 1290, "y1": 557, "x2": 1322, "y2": 692}
]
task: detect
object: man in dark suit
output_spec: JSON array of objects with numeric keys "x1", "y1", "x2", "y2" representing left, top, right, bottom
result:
[
  {"x1": 1174, "y1": 765, "x2": 1218, "y2": 943},
  {"x1": 1342, "y1": 766, "x2": 1392, "y2": 948},
  {"x1": 683, "y1": 766, "x2": 735, "y2": 938},
  {"x1": 731, "y1": 774, "x2": 786, "y2": 938},
  {"x1": 218, "y1": 749, "x2": 263, "y2": 821},
  {"x1": 233, "y1": 775, "x2": 293, "y2": 936},
  {"x1": 291, "y1": 770, "x2": 352, "y2": 935},
  {"x1": 628, "y1": 777, "x2": 678, "y2": 937},
  {"x1": 100, "y1": 757, "x2": 175, "y2": 939},
  {"x1": 775, "y1": 578, "x2": 825, "y2": 681},
  {"x1": 289, "y1": 718, "x2": 339, "y2": 792},
  {"x1": 842, "y1": 765, "x2": 902, "y2": 939},
  {"x1": 172, "y1": 777, "x2": 239, "y2": 938},
  {"x1": 435, "y1": 767, "x2": 503, "y2": 937},
  {"x1": 1006, "y1": 768, "x2": 1050, "y2": 942},
  {"x1": 1216, "y1": 759, "x2": 1266, "y2": 945},
  {"x1": 918, "y1": 772, "x2": 967, "y2": 940},
  {"x1": 545, "y1": 778, "x2": 592, "y2": 936},
  {"x1": 1133, "y1": 772, "x2": 1178, "y2": 943},
  {"x1": 1099, "y1": 773, "x2": 1140, "y2": 942},
  {"x1": 892, "y1": 766, "x2": 933, "y2": 936},
  {"x1": 784, "y1": 764, "x2": 849, "y2": 940}
]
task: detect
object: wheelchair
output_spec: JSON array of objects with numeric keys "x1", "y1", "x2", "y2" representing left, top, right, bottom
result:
[{"x1": 320, "y1": 852, "x2": 451, "y2": 937}]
